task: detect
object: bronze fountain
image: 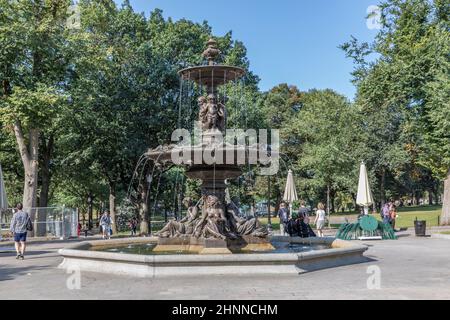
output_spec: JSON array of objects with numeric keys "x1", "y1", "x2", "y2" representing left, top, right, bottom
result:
[{"x1": 146, "y1": 39, "x2": 273, "y2": 254}]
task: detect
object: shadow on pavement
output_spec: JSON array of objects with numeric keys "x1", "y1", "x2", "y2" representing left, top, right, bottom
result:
[{"x1": 0, "y1": 264, "x2": 51, "y2": 282}]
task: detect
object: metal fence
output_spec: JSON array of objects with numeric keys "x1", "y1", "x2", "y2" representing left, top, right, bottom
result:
[{"x1": 0, "y1": 206, "x2": 78, "y2": 239}]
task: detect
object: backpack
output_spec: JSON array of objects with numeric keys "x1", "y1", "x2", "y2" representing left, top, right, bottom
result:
[{"x1": 26, "y1": 214, "x2": 33, "y2": 232}]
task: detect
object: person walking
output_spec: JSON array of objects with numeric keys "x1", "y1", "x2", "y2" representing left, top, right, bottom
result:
[
  {"x1": 298, "y1": 201, "x2": 311, "y2": 225},
  {"x1": 129, "y1": 217, "x2": 137, "y2": 236},
  {"x1": 9, "y1": 203, "x2": 32, "y2": 260},
  {"x1": 100, "y1": 211, "x2": 112, "y2": 240},
  {"x1": 278, "y1": 202, "x2": 290, "y2": 236},
  {"x1": 314, "y1": 202, "x2": 326, "y2": 237},
  {"x1": 381, "y1": 203, "x2": 391, "y2": 224},
  {"x1": 389, "y1": 203, "x2": 397, "y2": 231},
  {"x1": 83, "y1": 223, "x2": 89, "y2": 238}
]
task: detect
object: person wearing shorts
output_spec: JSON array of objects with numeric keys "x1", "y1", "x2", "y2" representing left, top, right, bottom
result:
[
  {"x1": 100, "y1": 211, "x2": 112, "y2": 240},
  {"x1": 9, "y1": 203, "x2": 32, "y2": 260},
  {"x1": 314, "y1": 202, "x2": 326, "y2": 237}
]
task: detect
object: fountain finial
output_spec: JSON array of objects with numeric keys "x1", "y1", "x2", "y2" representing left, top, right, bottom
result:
[{"x1": 202, "y1": 38, "x2": 220, "y2": 66}]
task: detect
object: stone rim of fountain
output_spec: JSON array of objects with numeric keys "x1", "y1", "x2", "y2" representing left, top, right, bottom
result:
[{"x1": 58, "y1": 237, "x2": 368, "y2": 277}]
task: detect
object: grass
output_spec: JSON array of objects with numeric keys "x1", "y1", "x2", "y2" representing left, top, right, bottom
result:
[
  {"x1": 260, "y1": 205, "x2": 443, "y2": 230},
  {"x1": 439, "y1": 231, "x2": 450, "y2": 235},
  {"x1": 374, "y1": 205, "x2": 442, "y2": 228}
]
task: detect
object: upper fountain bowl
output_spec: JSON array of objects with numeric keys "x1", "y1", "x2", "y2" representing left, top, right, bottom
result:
[
  {"x1": 178, "y1": 38, "x2": 246, "y2": 87},
  {"x1": 178, "y1": 65, "x2": 246, "y2": 87}
]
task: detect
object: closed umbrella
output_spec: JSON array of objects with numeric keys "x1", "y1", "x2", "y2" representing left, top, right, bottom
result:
[
  {"x1": 356, "y1": 162, "x2": 373, "y2": 215},
  {"x1": 283, "y1": 169, "x2": 298, "y2": 214}
]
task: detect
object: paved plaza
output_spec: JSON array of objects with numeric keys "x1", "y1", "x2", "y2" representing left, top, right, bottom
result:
[{"x1": 1, "y1": 232, "x2": 450, "y2": 300}]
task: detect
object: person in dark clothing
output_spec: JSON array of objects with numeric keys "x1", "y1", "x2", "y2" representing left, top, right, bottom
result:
[
  {"x1": 286, "y1": 212, "x2": 316, "y2": 238},
  {"x1": 278, "y1": 202, "x2": 290, "y2": 236},
  {"x1": 298, "y1": 200, "x2": 311, "y2": 225},
  {"x1": 129, "y1": 217, "x2": 138, "y2": 236}
]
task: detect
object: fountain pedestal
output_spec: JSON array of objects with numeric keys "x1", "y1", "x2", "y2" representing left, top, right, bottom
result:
[{"x1": 153, "y1": 235, "x2": 275, "y2": 254}]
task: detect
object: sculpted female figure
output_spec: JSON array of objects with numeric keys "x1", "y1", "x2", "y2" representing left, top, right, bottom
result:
[
  {"x1": 194, "y1": 195, "x2": 227, "y2": 240},
  {"x1": 156, "y1": 198, "x2": 200, "y2": 238},
  {"x1": 225, "y1": 201, "x2": 268, "y2": 238}
]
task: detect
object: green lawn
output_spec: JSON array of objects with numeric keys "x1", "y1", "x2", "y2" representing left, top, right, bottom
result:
[
  {"x1": 333, "y1": 205, "x2": 442, "y2": 228},
  {"x1": 375, "y1": 205, "x2": 442, "y2": 228},
  {"x1": 260, "y1": 205, "x2": 443, "y2": 230}
]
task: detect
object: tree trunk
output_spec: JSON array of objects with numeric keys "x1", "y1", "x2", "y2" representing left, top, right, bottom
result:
[
  {"x1": 274, "y1": 187, "x2": 282, "y2": 218},
  {"x1": 330, "y1": 190, "x2": 336, "y2": 213},
  {"x1": 14, "y1": 122, "x2": 39, "y2": 236},
  {"x1": 36, "y1": 135, "x2": 54, "y2": 236},
  {"x1": 109, "y1": 183, "x2": 117, "y2": 234},
  {"x1": 428, "y1": 190, "x2": 433, "y2": 206},
  {"x1": 412, "y1": 192, "x2": 417, "y2": 206},
  {"x1": 39, "y1": 134, "x2": 54, "y2": 208},
  {"x1": 351, "y1": 193, "x2": 357, "y2": 211},
  {"x1": 327, "y1": 183, "x2": 331, "y2": 228},
  {"x1": 441, "y1": 169, "x2": 450, "y2": 226},
  {"x1": 379, "y1": 168, "x2": 386, "y2": 209}
]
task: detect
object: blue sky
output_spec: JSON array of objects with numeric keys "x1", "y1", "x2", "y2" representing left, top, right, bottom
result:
[{"x1": 115, "y1": 0, "x2": 381, "y2": 100}]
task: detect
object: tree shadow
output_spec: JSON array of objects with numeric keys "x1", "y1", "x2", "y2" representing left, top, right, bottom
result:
[{"x1": 0, "y1": 264, "x2": 51, "y2": 282}]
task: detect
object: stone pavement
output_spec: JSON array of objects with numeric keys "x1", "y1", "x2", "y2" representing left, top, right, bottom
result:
[{"x1": 0, "y1": 233, "x2": 449, "y2": 300}]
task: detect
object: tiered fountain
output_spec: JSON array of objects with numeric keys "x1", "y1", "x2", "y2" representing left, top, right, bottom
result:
[
  {"x1": 58, "y1": 40, "x2": 368, "y2": 278},
  {"x1": 146, "y1": 38, "x2": 272, "y2": 254}
]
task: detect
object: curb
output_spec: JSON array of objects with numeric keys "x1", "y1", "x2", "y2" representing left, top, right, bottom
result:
[{"x1": 431, "y1": 233, "x2": 450, "y2": 240}]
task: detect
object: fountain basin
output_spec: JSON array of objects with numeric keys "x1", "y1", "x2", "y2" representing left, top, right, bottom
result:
[{"x1": 58, "y1": 237, "x2": 368, "y2": 278}]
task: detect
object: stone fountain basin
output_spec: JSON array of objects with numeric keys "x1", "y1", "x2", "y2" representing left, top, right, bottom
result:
[{"x1": 58, "y1": 237, "x2": 368, "y2": 278}]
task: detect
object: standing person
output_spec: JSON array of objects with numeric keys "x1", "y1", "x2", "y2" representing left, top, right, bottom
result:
[
  {"x1": 298, "y1": 201, "x2": 311, "y2": 225},
  {"x1": 277, "y1": 202, "x2": 290, "y2": 236},
  {"x1": 9, "y1": 203, "x2": 32, "y2": 260},
  {"x1": 77, "y1": 222, "x2": 82, "y2": 237},
  {"x1": 129, "y1": 217, "x2": 137, "y2": 236},
  {"x1": 100, "y1": 211, "x2": 112, "y2": 240},
  {"x1": 83, "y1": 223, "x2": 89, "y2": 238},
  {"x1": 381, "y1": 203, "x2": 391, "y2": 224},
  {"x1": 314, "y1": 202, "x2": 326, "y2": 237},
  {"x1": 389, "y1": 203, "x2": 397, "y2": 231}
]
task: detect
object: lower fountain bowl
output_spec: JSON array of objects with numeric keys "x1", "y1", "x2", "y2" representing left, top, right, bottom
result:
[{"x1": 58, "y1": 237, "x2": 368, "y2": 278}]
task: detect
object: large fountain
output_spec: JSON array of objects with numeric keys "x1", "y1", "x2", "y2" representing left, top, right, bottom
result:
[
  {"x1": 58, "y1": 40, "x2": 368, "y2": 277},
  {"x1": 146, "y1": 38, "x2": 272, "y2": 254}
]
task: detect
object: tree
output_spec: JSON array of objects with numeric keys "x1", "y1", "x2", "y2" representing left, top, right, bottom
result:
[
  {"x1": 342, "y1": 0, "x2": 449, "y2": 223},
  {"x1": 0, "y1": 0, "x2": 70, "y2": 222},
  {"x1": 292, "y1": 89, "x2": 363, "y2": 214}
]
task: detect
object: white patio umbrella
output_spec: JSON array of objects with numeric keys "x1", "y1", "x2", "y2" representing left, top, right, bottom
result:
[
  {"x1": 356, "y1": 161, "x2": 374, "y2": 215},
  {"x1": 0, "y1": 163, "x2": 8, "y2": 210},
  {"x1": 283, "y1": 169, "x2": 298, "y2": 214}
]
